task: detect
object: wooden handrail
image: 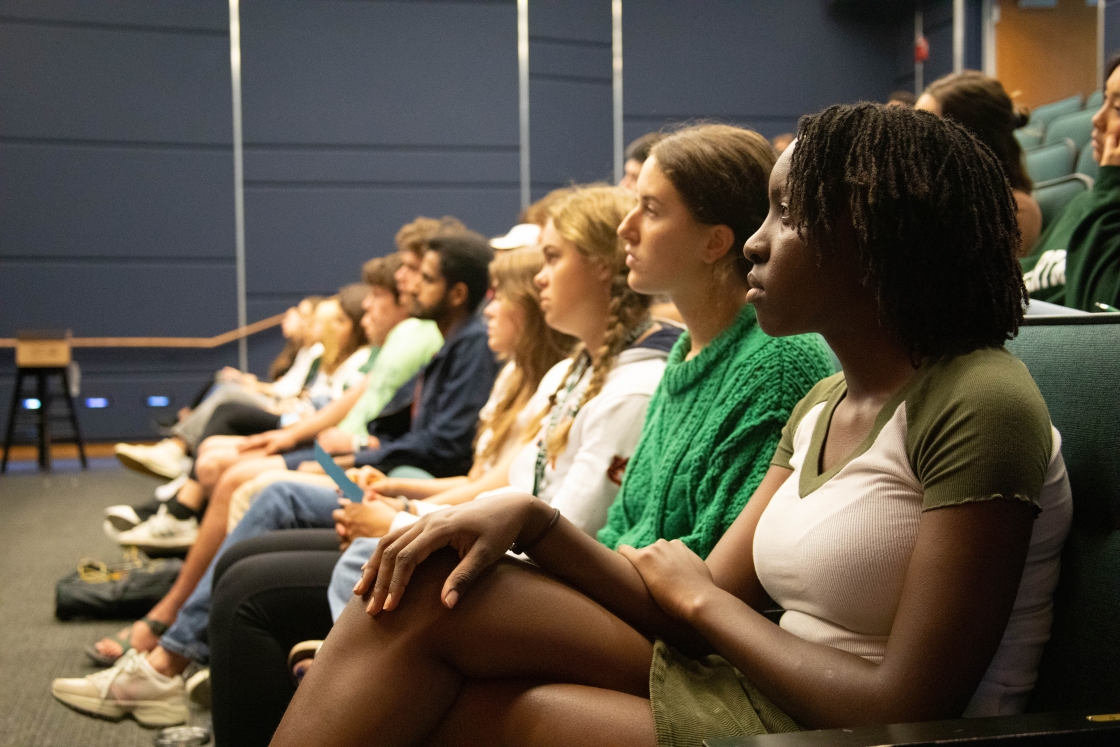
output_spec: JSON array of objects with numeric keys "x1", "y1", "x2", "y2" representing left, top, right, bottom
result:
[{"x1": 0, "y1": 313, "x2": 285, "y2": 349}]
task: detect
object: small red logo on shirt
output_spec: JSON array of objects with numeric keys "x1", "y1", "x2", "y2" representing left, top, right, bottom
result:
[{"x1": 607, "y1": 456, "x2": 629, "y2": 486}]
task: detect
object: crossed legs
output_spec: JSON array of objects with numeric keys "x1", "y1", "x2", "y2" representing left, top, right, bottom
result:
[{"x1": 271, "y1": 549, "x2": 658, "y2": 747}]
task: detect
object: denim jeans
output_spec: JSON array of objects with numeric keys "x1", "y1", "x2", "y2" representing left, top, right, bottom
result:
[
  {"x1": 159, "y1": 481, "x2": 340, "y2": 663},
  {"x1": 328, "y1": 537, "x2": 381, "y2": 621},
  {"x1": 325, "y1": 466, "x2": 432, "y2": 620}
]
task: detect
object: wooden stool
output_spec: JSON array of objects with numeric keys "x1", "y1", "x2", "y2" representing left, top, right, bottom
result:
[{"x1": 2, "y1": 330, "x2": 87, "y2": 472}]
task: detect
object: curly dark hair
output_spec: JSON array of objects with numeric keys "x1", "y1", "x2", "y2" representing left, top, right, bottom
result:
[{"x1": 788, "y1": 102, "x2": 1026, "y2": 360}]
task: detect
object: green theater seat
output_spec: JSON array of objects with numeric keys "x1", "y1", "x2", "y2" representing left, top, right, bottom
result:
[
  {"x1": 1015, "y1": 127, "x2": 1044, "y2": 151},
  {"x1": 1084, "y1": 90, "x2": 1103, "y2": 112},
  {"x1": 1076, "y1": 141, "x2": 1099, "y2": 182},
  {"x1": 1034, "y1": 174, "x2": 1093, "y2": 232},
  {"x1": 1025, "y1": 139, "x2": 1077, "y2": 184},
  {"x1": 1043, "y1": 109, "x2": 1094, "y2": 152},
  {"x1": 709, "y1": 314, "x2": 1120, "y2": 747},
  {"x1": 1029, "y1": 94, "x2": 1083, "y2": 130}
]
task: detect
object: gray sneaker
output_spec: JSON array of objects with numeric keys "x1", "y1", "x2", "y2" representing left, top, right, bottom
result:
[
  {"x1": 51, "y1": 649, "x2": 188, "y2": 727},
  {"x1": 114, "y1": 439, "x2": 190, "y2": 480}
]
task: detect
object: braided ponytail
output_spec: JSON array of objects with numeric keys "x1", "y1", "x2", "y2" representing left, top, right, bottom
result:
[
  {"x1": 545, "y1": 277, "x2": 650, "y2": 460},
  {"x1": 528, "y1": 184, "x2": 651, "y2": 463}
]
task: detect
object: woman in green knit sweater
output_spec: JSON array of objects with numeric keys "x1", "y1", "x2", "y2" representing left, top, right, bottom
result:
[{"x1": 601, "y1": 125, "x2": 834, "y2": 558}]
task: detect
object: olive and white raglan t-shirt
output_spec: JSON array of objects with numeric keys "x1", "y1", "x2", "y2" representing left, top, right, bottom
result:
[{"x1": 753, "y1": 347, "x2": 1072, "y2": 717}]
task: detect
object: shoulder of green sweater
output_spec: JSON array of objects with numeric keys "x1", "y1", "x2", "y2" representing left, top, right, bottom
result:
[
  {"x1": 739, "y1": 330, "x2": 836, "y2": 385},
  {"x1": 1095, "y1": 165, "x2": 1120, "y2": 192}
]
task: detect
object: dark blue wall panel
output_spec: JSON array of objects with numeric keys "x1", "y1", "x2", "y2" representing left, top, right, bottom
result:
[
  {"x1": 529, "y1": 0, "x2": 613, "y2": 197},
  {"x1": 0, "y1": 1, "x2": 228, "y2": 31},
  {"x1": 0, "y1": 260, "x2": 236, "y2": 338},
  {"x1": 240, "y1": 1, "x2": 518, "y2": 147},
  {"x1": 1108, "y1": 0, "x2": 1120, "y2": 61},
  {"x1": 237, "y1": 0, "x2": 521, "y2": 356},
  {"x1": 922, "y1": 0, "x2": 956, "y2": 87},
  {"x1": 0, "y1": 1, "x2": 238, "y2": 442},
  {"x1": 623, "y1": 0, "x2": 908, "y2": 141},
  {"x1": 244, "y1": 185, "x2": 519, "y2": 294},
  {"x1": 0, "y1": 143, "x2": 234, "y2": 259},
  {"x1": 0, "y1": 0, "x2": 522, "y2": 441},
  {"x1": 0, "y1": 23, "x2": 231, "y2": 144},
  {"x1": 530, "y1": 78, "x2": 613, "y2": 188}
]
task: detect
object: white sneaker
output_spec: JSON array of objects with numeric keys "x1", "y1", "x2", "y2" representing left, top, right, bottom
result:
[
  {"x1": 51, "y1": 649, "x2": 188, "y2": 727},
  {"x1": 115, "y1": 440, "x2": 189, "y2": 480},
  {"x1": 104, "y1": 505, "x2": 143, "y2": 533},
  {"x1": 155, "y1": 473, "x2": 189, "y2": 501},
  {"x1": 115, "y1": 505, "x2": 198, "y2": 552},
  {"x1": 184, "y1": 667, "x2": 210, "y2": 709},
  {"x1": 102, "y1": 518, "x2": 127, "y2": 543}
]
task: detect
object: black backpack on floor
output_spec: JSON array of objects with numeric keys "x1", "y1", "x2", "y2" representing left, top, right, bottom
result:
[{"x1": 55, "y1": 552, "x2": 182, "y2": 620}]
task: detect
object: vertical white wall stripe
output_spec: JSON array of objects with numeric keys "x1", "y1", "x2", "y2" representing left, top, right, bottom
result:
[
  {"x1": 914, "y1": 8, "x2": 924, "y2": 96},
  {"x1": 228, "y1": 0, "x2": 248, "y2": 371},
  {"x1": 953, "y1": 0, "x2": 965, "y2": 74},
  {"x1": 1099, "y1": 0, "x2": 1107, "y2": 90},
  {"x1": 981, "y1": 0, "x2": 997, "y2": 78},
  {"x1": 612, "y1": 0, "x2": 624, "y2": 184},
  {"x1": 518, "y1": 0, "x2": 530, "y2": 209}
]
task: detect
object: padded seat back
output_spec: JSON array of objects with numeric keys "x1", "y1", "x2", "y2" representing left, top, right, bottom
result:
[
  {"x1": 1043, "y1": 109, "x2": 1094, "y2": 151},
  {"x1": 1025, "y1": 139, "x2": 1077, "y2": 184},
  {"x1": 1084, "y1": 89, "x2": 1103, "y2": 111},
  {"x1": 1076, "y1": 141, "x2": 1099, "y2": 182},
  {"x1": 1033, "y1": 174, "x2": 1093, "y2": 232},
  {"x1": 1015, "y1": 127, "x2": 1043, "y2": 152},
  {"x1": 1029, "y1": 94, "x2": 1083, "y2": 130},
  {"x1": 1005, "y1": 315, "x2": 1120, "y2": 713}
]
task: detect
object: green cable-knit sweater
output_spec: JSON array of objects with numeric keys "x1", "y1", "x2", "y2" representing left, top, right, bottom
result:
[{"x1": 597, "y1": 305, "x2": 834, "y2": 558}]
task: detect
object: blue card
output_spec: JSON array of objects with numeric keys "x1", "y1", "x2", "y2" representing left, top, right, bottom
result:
[{"x1": 314, "y1": 442, "x2": 364, "y2": 501}]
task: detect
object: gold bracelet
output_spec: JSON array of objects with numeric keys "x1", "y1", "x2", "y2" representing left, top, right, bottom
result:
[{"x1": 510, "y1": 507, "x2": 561, "y2": 555}]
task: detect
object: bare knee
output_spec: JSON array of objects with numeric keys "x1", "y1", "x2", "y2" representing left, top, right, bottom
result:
[
  {"x1": 339, "y1": 548, "x2": 463, "y2": 638},
  {"x1": 210, "y1": 459, "x2": 273, "y2": 510},
  {"x1": 194, "y1": 452, "x2": 224, "y2": 487}
]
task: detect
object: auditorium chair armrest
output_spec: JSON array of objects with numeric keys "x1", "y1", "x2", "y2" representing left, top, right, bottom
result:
[{"x1": 704, "y1": 710, "x2": 1120, "y2": 747}]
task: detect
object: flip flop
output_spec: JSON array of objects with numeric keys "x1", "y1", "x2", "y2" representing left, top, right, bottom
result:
[
  {"x1": 287, "y1": 640, "x2": 323, "y2": 686},
  {"x1": 84, "y1": 616, "x2": 169, "y2": 666}
]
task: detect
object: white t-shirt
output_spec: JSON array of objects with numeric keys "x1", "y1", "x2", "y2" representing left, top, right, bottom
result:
[
  {"x1": 499, "y1": 344, "x2": 671, "y2": 535},
  {"x1": 392, "y1": 339, "x2": 675, "y2": 537},
  {"x1": 270, "y1": 343, "x2": 323, "y2": 399},
  {"x1": 306, "y1": 347, "x2": 373, "y2": 404},
  {"x1": 754, "y1": 350, "x2": 1073, "y2": 717}
]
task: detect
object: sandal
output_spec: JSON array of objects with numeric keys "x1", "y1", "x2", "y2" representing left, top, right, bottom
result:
[
  {"x1": 84, "y1": 616, "x2": 170, "y2": 666},
  {"x1": 287, "y1": 640, "x2": 323, "y2": 686}
]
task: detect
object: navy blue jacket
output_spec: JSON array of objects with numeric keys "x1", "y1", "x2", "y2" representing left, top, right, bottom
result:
[{"x1": 353, "y1": 314, "x2": 499, "y2": 477}]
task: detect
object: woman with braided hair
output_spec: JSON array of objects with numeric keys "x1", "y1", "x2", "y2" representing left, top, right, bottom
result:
[
  {"x1": 271, "y1": 104, "x2": 1071, "y2": 747},
  {"x1": 511, "y1": 184, "x2": 681, "y2": 532}
]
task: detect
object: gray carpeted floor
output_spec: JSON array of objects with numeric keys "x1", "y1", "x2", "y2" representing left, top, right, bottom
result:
[{"x1": 0, "y1": 459, "x2": 211, "y2": 746}]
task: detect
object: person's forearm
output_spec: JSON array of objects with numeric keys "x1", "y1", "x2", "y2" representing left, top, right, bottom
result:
[
  {"x1": 386, "y1": 476, "x2": 469, "y2": 500},
  {"x1": 286, "y1": 385, "x2": 362, "y2": 442},
  {"x1": 685, "y1": 587, "x2": 887, "y2": 729},
  {"x1": 425, "y1": 473, "x2": 504, "y2": 506},
  {"x1": 527, "y1": 504, "x2": 709, "y2": 654}
]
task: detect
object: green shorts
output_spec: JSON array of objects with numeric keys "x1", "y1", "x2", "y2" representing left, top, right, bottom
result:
[{"x1": 648, "y1": 640, "x2": 799, "y2": 747}]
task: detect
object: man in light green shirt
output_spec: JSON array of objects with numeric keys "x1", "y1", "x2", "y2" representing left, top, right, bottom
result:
[
  {"x1": 337, "y1": 316, "x2": 442, "y2": 443},
  {"x1": 243, "y1": 251, "x2": 442, "y2": 457}
]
